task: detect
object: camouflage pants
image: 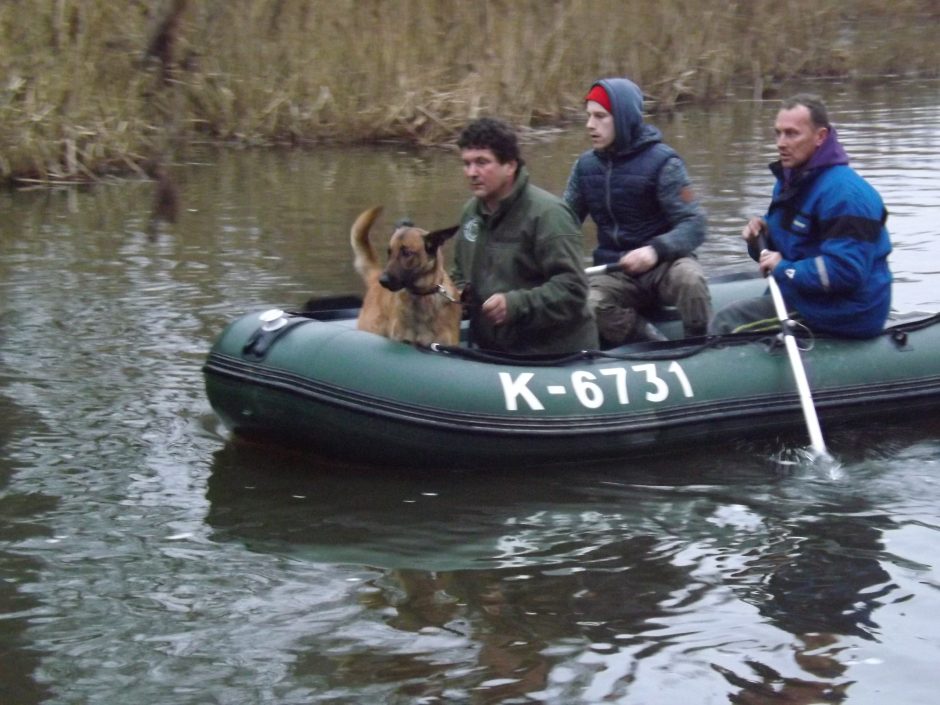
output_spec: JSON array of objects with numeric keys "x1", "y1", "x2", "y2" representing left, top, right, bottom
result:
[{"x1": 588, "y1": 257, "x2": 712, "y2": 345}]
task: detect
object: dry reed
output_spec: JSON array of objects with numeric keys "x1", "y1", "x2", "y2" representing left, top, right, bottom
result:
[{"x1": 1, "y1": 0, "x2": 938, "y2": 185}]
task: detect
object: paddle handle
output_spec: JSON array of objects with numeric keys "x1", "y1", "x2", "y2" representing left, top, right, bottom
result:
[
  {"x1": 756, "y1": 229, "x2": 770, "y2": 257},
  {"x1": 585, "y1": 262, "x2": 621, "y2": 275}
]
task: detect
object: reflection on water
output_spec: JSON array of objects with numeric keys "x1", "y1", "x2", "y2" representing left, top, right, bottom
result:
[
  {"x1": 201, "y1": 428, "x2": 940, "y2": 703},
  {"x1": 1, "y1": 80, "x2": 939, "y2": 703},
  {"x1": 0, "y1": 395, "x2": 54, "y2": 705}
]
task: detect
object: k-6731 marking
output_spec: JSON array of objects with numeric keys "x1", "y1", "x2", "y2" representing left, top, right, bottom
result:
[{"x1": 499, "y1": 362, "x2": 694, "y2": 411}]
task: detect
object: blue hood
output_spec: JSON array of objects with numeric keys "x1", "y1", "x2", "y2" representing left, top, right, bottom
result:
[{"x1": 591, "y1": 78, "x2": 662, "y2": 156}]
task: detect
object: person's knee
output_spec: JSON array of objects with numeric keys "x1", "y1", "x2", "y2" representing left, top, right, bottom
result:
[
  {"x1": 587, "y1": 286, "x2": 606, "y2": 309},
  {"x1": 591, "y1": 300, "x2": 638, "y2": 344},
  {"x1": 671, "y1": 260, "x2": 708, "y2": 291},
  {"x1": 707, "y1": 298, "x2": 769, "y2": 335},
  {"x1": 666, "y1": 261, "x2": 711, "y2": 335}
]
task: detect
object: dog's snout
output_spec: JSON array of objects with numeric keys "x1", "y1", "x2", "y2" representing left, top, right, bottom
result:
[{"x1": 379, "y1": 272, "x2": 403, "y2": 292}]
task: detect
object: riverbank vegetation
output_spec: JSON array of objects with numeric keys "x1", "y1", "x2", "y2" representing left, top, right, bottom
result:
[{"x1": 2, "y1": 0, "x2": 938, "y2": 186}]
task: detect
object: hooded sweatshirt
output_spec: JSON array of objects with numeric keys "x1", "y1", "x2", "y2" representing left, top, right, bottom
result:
[{"x1": 563, "y1": 78, "x2": 706, "y2": 265}]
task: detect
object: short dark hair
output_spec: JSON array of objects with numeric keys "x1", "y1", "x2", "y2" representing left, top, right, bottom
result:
[
  {"x1": 781, "y1": 93, "x2": 831, "y2": 130},
  {"x1": 457, "y1": 117, "x2": 525, "y2": 167}
]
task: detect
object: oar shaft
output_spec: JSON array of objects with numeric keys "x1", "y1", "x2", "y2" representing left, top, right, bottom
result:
[
  {"x1": 759, "y1": 234, "x2": 828, "y2": 457},
  {"x1": 764, "y1": 273, "x2": 828, "y2": 456}
]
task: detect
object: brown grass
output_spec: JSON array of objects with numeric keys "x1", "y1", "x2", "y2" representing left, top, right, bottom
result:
[{"x1": 1, "y1": 0, "x2": 938, "y2": 185}]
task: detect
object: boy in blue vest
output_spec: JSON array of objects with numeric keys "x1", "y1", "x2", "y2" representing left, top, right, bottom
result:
[{"x1": 564, "y1": 78, "x2": 711, "y2": 345}]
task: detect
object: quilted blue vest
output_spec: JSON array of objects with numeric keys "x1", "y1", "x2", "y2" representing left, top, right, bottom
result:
[{"x1": 575, "y1": 142, "x2": 677, "y2": 264}]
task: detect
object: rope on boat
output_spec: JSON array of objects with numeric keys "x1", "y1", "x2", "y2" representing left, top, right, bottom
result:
[
  {"x1": 423, "y1": 336, "x2": 732, "y2": 366},
  {"x1": 886, "y1": 311, "x2": 940, "y2": 334}
]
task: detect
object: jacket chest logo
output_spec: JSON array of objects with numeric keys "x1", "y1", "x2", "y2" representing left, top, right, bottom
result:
[
  {"x1": 462, "y1": 217, "x2": 482, "y2": 243},
  {"x1": 791, "y1": 216, "x2": 809, "y2": 233}
]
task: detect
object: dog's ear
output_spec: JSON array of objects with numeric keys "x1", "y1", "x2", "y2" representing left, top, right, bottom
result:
[{"x1": 424, "y1": 224, "x2": 460, "y2": 253}]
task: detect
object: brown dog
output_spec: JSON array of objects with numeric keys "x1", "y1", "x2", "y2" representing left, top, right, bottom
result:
[{"x1": 350, "y1": 205, "x2": 461, "y2": 345}]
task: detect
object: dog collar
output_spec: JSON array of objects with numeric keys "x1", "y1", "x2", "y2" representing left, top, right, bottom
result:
[{"x1": 410, "y1": 283, "x2": 458, "y2": 303}]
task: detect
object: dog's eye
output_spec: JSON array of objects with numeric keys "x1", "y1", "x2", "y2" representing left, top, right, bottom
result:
[{"x1": 399, "y1": 247, "x2": 414, "y2": 259}]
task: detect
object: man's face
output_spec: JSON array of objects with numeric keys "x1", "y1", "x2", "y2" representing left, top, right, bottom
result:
[
  {"x1": 461, "y1": 148, "x2": 517, "y2": 210},
  {"x1": 586, "y1": 100, "x2": 615, "y2": 150},
  {"x1": 774, "y1": 105, "x2": 828, "y2": 169}
]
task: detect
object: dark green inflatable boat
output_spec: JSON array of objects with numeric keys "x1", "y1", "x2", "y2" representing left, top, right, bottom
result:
[{"x1": 203, "y1": 274, "x2": 940, "y2": 468}]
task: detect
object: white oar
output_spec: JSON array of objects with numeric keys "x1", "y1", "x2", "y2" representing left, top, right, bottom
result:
[{"x1": 760, "y1": 246, "x2": 829, "y2": 459}]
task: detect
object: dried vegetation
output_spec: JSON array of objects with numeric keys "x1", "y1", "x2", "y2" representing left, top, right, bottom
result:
[{"x1": 1, "y1": 0, "x2": 938, "y2": 185}]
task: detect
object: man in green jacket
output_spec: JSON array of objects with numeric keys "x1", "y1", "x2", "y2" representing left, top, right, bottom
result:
[{"x1": 451, "y1": 118, "x2": 598, "y2": 354}]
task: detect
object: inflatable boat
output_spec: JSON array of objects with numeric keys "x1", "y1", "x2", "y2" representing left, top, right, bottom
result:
[{"x1": 203, "y1": 274, "x2": 940, "y2": 468}]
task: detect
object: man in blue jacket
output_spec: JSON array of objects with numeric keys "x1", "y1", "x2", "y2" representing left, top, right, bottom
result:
[
  {"x1": 564, "y1": 77, "x2": 711, "y2": 344},
  {"x1": 710, "y1": 94, "x2": 892, "y2": 338}
]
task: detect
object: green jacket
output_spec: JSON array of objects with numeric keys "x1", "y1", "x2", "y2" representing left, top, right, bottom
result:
[{"x1": 452, "y1": 167, "x2": 598, "y2": 354}]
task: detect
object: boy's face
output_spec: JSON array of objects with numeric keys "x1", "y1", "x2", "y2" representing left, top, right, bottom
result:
[{"x1": 586, "y1": 100, "x2": 615, "y2": 150}]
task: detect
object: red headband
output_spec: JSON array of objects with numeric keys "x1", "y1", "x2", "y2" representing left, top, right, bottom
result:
[{"x1": 585, "y1": 85, "x2": 612, "y2": 113}]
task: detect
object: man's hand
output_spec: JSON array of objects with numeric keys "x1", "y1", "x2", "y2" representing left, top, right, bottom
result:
[
  {"x1": 742, "y1": 217, "x2": 767, "y2": 246},
  {"x1": 619, "y1": 245, "x2": 658, "y2": 275},
  {"x1": 481, "y1": 293, "x2": 508, "y2": 326},
  {"x1": 758, "y1": 248, "x2": 782, "y2": 276},
  {"x1": 743, "y1": 217, "x2": 779, "y2": 274}
]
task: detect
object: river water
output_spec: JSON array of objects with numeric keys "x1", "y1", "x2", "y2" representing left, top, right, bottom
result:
[{"x1": 1, "y1": 80, "x2": 938, "y2": 704}]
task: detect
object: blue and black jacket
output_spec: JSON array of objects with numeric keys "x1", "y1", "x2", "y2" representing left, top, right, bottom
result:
[{"x1": 754, "y1": 129, "x2": 892, "y2": 338}]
